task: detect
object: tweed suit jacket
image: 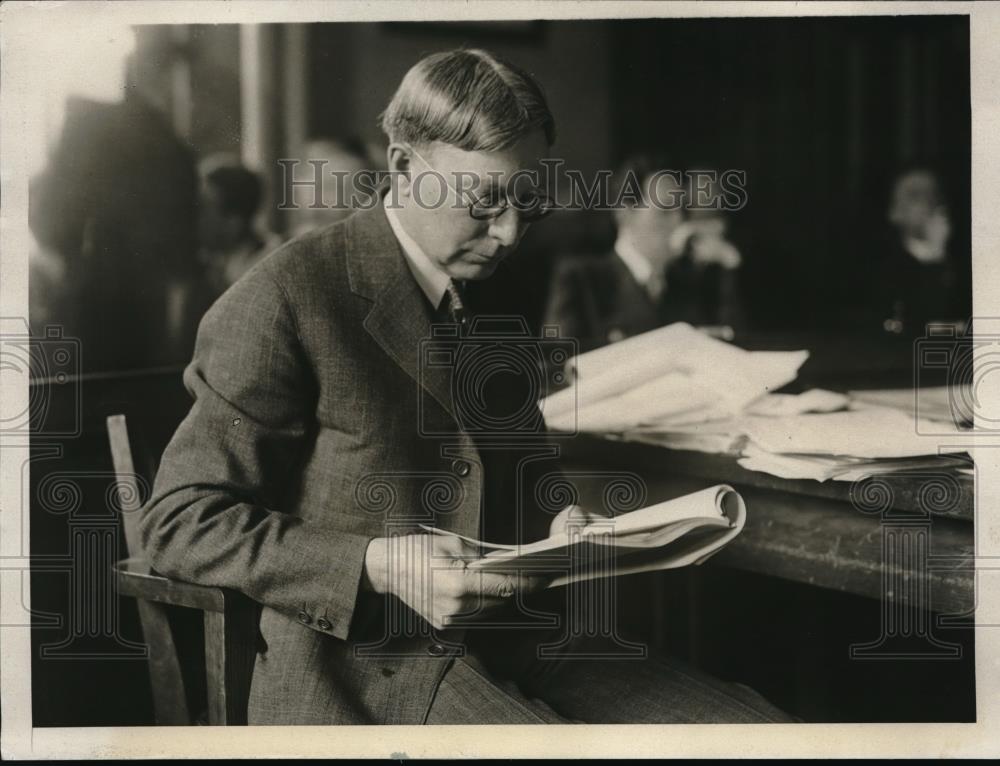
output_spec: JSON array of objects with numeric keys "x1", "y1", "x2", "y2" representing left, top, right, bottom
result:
[{"x1": 140, "y1": 198, "x2": 563, "y2": 725}]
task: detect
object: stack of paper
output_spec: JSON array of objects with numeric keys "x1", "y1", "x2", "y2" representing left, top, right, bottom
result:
[
  {"x1": 540, "y1": 323, "x2": 973, "y2": 483},
  {"x1": 737, "y1": 443, "x2": 969, "y2": 482},
  {"x1": 737, "y1": 408, "x2": 969, "y2": 481},
  {"x1": 848, "y1": 386, "x2": 971, "y2": 427},
  {"x1": 541, "y1": 323, "x2": 809, "y2": 433},
  {"x1": 741, "y1": 408, "x2": 966, "y2": 459},
  {"x1": 626, "y1": 427, "x2": 746, "y2": 455},
  {"x1": 743, "y1": 389, "x2": 849, "y2": 417}
]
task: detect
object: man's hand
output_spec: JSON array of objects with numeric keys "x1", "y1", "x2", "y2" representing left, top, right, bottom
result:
[
  {"x1": 548, "y1": 504, "x2": 610, "y2": 537},
  {"x1": 362, "y1": 534, "x2": 549, "y2": 629},
  {"x1": 690, "y1": 233, "x2": 742, "y2": 270}
]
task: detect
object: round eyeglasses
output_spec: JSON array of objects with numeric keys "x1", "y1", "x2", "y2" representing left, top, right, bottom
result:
[
  {"x1": 467, "y1": 186, "x2": 557, "y2": 223},
  {"x1": 409, "y1": 146, "x2": 557, "y2": 224}
]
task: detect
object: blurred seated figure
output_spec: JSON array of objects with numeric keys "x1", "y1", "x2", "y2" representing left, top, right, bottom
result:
[
  {"x1": 198, "y1": 155, "x2": 282, "y2": 296},
  {"x1": 29, "y1": 47, "x2": 199, "y2": 372},
  {"x1": 875, "y1": 165, "x2": 970, "y2": 336},
  {"x1": 287, "y1": 137, "x2": 373, "y2": 239},
  {"x1": 543, "y1": 155, "x2": 744, "y2": 352}
]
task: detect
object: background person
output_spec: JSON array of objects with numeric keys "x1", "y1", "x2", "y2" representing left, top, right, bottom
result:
[
  {"x1": 197, "y1": 154, "x2": 283, "y2": 296},
  {"x1": 286, "y1": 136, "x2": 374, "y2": 238},
  {"x1": 543, "y1": 155, "x2": 745, "y2": 352},
  {"x1": 876, "y1": 164, "x2": 970, "y2": 335},
  {"x1": 29, "y1": 47, "x2": 200, "y2": 371}
]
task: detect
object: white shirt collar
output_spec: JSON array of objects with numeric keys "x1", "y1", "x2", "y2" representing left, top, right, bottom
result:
[
  {"x1": 383, "y1": 195, "x2": 452, "y2": 308},
  {"x1": 613, "y1": 234, "x2": 654, "y2": 286}
]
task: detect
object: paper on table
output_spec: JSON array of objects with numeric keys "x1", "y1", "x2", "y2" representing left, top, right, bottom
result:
[
  {"x1": 849, "y1": 386, "x2": 969, "y2": 425},
  {"x1": 599, "y1": 390, "x2": 846, "y2": 455},
  {"x1": 546, "y1": 372, "x2": 719, "y2": 432},
  {"x1": 541, "y1": 322, "x2": 808, "y2": 431},
  {"x1": 625, "y1": 430, "x2": 744, "y2": 455},
  {"x1": 737, "y1": 442, "x2": 971, "y2": 482},
  {"x1": 742, "y1": 407, "x2": 968, "y2": 459},
  {"x1": 541, "y1": 324, "x2": 697, "y2": 424},
  {"x1": 833, "y1": 458, "x2": 970, "y2": 482},
  {"x1": 743, "y1": 389, "x2": 849, "y2": 417},
  {"x1": 643, "y1": 388, "x2": 846, "y2": 433},
  {"x1": 622, "y1": 412, "x2": 745, "y2": 453},
  {"x1": 737, "y1": 451, "x2": 844, "y2": 481}
]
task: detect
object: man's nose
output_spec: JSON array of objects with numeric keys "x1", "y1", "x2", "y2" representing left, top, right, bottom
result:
[{"x1": 487, "y1": 207, "x2": 524, "y2": 247}]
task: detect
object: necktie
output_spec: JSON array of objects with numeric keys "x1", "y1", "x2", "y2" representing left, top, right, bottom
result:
[
  {"x1": 438, "y1": 280, "x2": 469, "y2": 327},
  {"x1": 646, "y1": 271, "x2": 667, "y2": 303}
]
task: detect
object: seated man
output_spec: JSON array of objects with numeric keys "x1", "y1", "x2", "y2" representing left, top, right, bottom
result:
[
  {"x1": 140, "y1": 49, "x2": 791, "y2": 725},
  {"x1": 544, "y1": 156, "x2": 744, "y2": 352},
  {"x1": 875, "y1": 164, "x2": 970, "y2": 336}
]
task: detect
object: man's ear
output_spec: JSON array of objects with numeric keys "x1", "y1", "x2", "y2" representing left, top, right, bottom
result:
[{"x1": 386, "y1": 143, "x2": 413, "y2": 200}]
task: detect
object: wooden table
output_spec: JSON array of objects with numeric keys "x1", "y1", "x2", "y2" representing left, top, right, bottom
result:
[{"x1": 557, "y1": 433, "x2": 975, "y2": 615}]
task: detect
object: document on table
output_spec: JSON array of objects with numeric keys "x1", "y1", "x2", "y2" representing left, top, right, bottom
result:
[
  {"x1": 737, "y1": 442, "x2": 971, "y2": 482},
  {"x1": 848, "y1": 386, "x2": 970, "y2": 426},
  {"x1": 541, "y1": 323, "x2": 808, "y2": 433}
]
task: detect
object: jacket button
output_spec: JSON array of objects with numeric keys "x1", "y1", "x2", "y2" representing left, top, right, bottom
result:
[
  {"x1": 452, "y1": 459, "x2": 471, "y2": 477},
  {"x1": 317, "y1": 617, "x2": 333, "y2": 631},
  {"x1": 427, "y1": 643, "x2": 446, "y2": 656},
  {"x1": 297, "y1": 611, "x2": 312, "y2": 625}
]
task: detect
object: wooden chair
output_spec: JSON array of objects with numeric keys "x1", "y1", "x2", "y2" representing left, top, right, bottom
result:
[{"x1": 107, "y1": 414, "x2": 258, "y2": 725}]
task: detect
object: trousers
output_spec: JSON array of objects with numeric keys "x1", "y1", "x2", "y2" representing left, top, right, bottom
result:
[{"x1": 425, "y1": 623, "x2": 795, "y2": 725}]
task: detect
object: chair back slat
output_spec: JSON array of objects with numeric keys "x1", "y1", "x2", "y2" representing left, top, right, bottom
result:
[
  {"x1": 106, "y1": 414, "x2": 147, "y2": 560},
  {"x1": 107, "y1": 412, "x2": 256, "y2": 726}
]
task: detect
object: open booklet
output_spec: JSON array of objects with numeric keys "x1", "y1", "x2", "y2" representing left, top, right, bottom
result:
[{"x1": 420, "y1": 485, "x2": 746, "y2": 588}]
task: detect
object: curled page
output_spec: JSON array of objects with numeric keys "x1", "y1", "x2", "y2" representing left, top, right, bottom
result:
[{"x1": 461, "y1": 484, "x2": 747, "y2": 588}]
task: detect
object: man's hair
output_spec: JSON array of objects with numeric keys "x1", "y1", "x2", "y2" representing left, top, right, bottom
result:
[
  {"x1": 204, "y1": 163, "x2": 263, "y2": 221},
  {"x1": 890, "y1": 160, "x2": 949, "y2": 206},
  {"x1": 380, "y1": 49, "x2": 556, "y2": 151},
  {"x1": 612, "y1": 153, "x2": 686, "y2": 211}
]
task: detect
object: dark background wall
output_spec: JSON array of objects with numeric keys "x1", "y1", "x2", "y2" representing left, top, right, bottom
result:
[{"x1": 608, "y1": 15, "x2": 970, "y2": 329}]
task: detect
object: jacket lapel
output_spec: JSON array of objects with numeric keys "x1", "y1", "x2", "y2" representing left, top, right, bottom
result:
[
  {"x1": 610, "y1": 250, "x2": 655, "y2": 309},
  {"x1": 344, "y1": 200, "x2": 456, "y2": 421}
]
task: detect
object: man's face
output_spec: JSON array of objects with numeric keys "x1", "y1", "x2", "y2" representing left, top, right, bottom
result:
[
  {"x1": 618, "y1": 174, "x2": 685, "y2": 268},
  {"x1": 888, "y1": 170, "x2": 945, "y2": 237},
  {"x1": 395, "y1": 131, "x2": 550, "y2": 281}
]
